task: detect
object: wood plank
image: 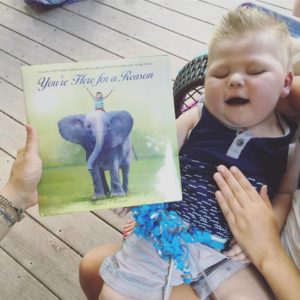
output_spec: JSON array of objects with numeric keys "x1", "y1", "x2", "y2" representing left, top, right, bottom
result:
[
  {"x1": 28, "y1": 205, "x2": 123, "y2": 255},
  {"x1": 94, "y1": 0, "x2": 215, "y2": 43},
  {"x1": 0, "y1": 215, "x2": 86, "y2": 299},
  {"x1": 0, "y1": 110, "x2": 25, "y2": 156},
  {"x1": 147, "y1": 0, "x2": 228, "y2": 25},
  {"x1": 203, "y1": 0, "x2": 293, "y2": 15},
  {"x1": 0, "y1": 248, "x2": 58, "y2": 300},
  {"x1": 0, "y1": 25, "x2": 74, "y2": 122},
  {"x1": 0, "y1": 50, "x2": 24, "y2": 89},
  {"x1": 1, "y1": 0, "x2": 188, "y2": 78},
  {"x1": 95, "y1": 209, "x2": 131, "y2": 232},
  {"x1": 0, "y1": 2, "x2": 114, "y2": 62},
  {"x1": 0, "y1": 79, "x2": 26, "y2": 123},
  {"x1": 0, "y1": 150, "x2": 14, "y2": 189},
  {"x1": 200, "y1": 0, "x2": 246, "y2": 10},
  {"x1": 0, "y1": 25, "x2": 69, "y2": 66},
  {"x1": 145, "y1": 0, "x2": 295, "y2": 37},
  {"x1": 64, "y1": 0, "x2": 207, "y2": 56}
]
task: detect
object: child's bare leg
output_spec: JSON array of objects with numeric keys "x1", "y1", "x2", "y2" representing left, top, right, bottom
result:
[
  {"x1": 211, "y1": 265, "x2": 274, "y2": 300},
  {"x1": 79, "y1": 243, "x2": 121, "y2": 300},
  {"x1": 169, "y1": 284, "x2": 199, "y2": 300},
  {"x1": 99, "y1": 283, "x2": 199, "y2": 300},
  {"x1": 99, "y1": 284, "x2": 134, "y2": 300}
]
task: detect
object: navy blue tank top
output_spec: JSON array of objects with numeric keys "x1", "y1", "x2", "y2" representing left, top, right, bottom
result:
[{"x1": 169, "y1": 105, "x2": 297, "y2": 240}]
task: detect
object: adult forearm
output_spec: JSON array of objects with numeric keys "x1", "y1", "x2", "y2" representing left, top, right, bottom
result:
[
  {"x1": 258, "y1": 246, "x2": 300, "y2": 300},
  {"x1": 0, "y1": 185, "x2": 24, "y2": 240},
  {"x1": 0, "y1": 125, "x2": 41, "y2": 240},
  {"x1": 0, "y1": 219, "x2": 11, "y2": 239}
]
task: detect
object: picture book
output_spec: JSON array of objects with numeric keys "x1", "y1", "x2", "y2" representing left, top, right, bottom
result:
[{"x1": 21, "y1": 55, "x2": 182, "y2": 216}]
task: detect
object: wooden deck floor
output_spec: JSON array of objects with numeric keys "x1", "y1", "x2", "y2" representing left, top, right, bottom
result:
[{"x1": 0, "y1": 0, "x2": 294, "y2": 299}]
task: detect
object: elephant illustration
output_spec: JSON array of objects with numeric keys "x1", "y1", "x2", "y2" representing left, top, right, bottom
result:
[{"x1": 58, "y1": 110, "x2": 134, "y2": 199}]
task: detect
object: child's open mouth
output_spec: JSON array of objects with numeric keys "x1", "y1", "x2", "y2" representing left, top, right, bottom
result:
[{"x1": 225, "y1": 97, "x2": 249, "y2": 105}]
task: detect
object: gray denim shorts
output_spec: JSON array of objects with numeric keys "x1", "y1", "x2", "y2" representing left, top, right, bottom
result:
[{"x1": 100, "y1": 234, "x2": 248, "y2": 300}]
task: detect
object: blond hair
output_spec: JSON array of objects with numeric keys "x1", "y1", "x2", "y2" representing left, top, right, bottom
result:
[{"x1": 208, "y1": 7, "x2": 293, "y2": 70}]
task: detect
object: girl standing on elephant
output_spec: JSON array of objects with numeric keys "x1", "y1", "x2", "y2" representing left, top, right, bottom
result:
[{"x1": 86, "y1": 87, "x2": 114, "y2": 112}]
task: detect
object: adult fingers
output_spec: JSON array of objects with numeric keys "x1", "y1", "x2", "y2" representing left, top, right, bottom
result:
[
  {"x1": 230, "y1": 252, "x2": 249, "y2": 262},
  {"x1": 214, "y1": 170, "x2": 235, "y2": 202},
  {"x1": 229, "y1": 166, "x2": 260, "y2": 203},
  {"x1": 24, "y1": 124, "x2": 39, "y2": 155},
  {"x1": 259, "y1": 185, "x2": 272, "y2": 208},
  {"x1": 214, "y1": 171, "x2": 242, "y2": 213},
  {"x1": 215, "y1": 189, "x2": 236, "y2": 226},
  {"x1": 229, "y1": 237, "x2": 237, "y2": 246},
  {"x1": 215, "y1": 165, "x2": 249, "y2": 207},
  {"x1": 223, "y1": 241, "x2": 242, "y2": 257}
]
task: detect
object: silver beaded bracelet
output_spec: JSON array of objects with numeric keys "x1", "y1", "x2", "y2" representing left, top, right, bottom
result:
[{"x1": 0, "y1": 195, "x2": 25, "y2": 227}]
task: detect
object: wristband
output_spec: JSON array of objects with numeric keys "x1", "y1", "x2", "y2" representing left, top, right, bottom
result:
[{"x1": 0, "y1": 195, "x2": 25, "y2": 226}]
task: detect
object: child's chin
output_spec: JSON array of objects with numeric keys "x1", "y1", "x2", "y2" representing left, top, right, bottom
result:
[{"x1": 223, "y1": 118, "x2": 250, "y2": 130}]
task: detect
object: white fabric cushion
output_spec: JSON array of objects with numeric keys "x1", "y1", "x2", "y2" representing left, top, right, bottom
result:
[{"x1": 281, "y1": 189, "x2": 300, "y2": 269}]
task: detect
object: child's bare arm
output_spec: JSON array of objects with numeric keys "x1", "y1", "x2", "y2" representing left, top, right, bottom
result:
[
  {"x1": 104, "y1": 89, "x2": 114, "y2": 98},
  {"x1": 176, "y1": 105, "x2": 201, "y2": 150},
  {"x1": 85, "y1": 87, "x2": 94, "y2": 99}
]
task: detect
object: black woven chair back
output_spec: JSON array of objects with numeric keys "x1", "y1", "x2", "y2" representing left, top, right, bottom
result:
[{"x1": 173, "y1": 54, "x2": 208, "y2": 118}]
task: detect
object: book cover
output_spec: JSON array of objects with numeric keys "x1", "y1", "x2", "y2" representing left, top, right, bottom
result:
[{"x1": 21, "y1": 55, "x2": 182, "y2": 216}]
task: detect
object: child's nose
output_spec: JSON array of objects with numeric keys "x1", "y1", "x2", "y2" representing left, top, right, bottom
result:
[{"x1": 228, "y1": 73, "x2": 245, "y2": 88}]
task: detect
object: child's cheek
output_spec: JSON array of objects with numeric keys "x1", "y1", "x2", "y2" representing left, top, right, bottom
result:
[{"x1": 205, "y1": 79, "x2": 222, "y2": 99}]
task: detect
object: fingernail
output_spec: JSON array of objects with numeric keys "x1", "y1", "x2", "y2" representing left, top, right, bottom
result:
[
  {"x1": 230, "y1": 166, "x2": 238, "y2": 173},
  {"x1": 217, "y1": 165, "x2": 225, "y2": 172}
]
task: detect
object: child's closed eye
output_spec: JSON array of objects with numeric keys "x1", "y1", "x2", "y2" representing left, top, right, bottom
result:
[
  {"x1": 248, "y1": 69, "x2": 266, "y2": 75},
  {"x1": 212, "y1": 72, "x2": 229, "y2": 78}
]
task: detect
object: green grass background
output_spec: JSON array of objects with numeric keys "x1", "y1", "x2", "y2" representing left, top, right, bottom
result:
[{"x1": 39, "y1": 157, "x2": 180, "y2": 216}]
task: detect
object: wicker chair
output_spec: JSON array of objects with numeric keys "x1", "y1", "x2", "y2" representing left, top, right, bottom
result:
[{"x1": 173, "y1": 53, "x2": 207, "y2": 118}]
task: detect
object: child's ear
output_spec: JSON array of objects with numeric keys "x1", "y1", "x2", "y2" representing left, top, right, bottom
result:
[{"x1": 280, "y1": 70, "x2": 294, "y2": 98}]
